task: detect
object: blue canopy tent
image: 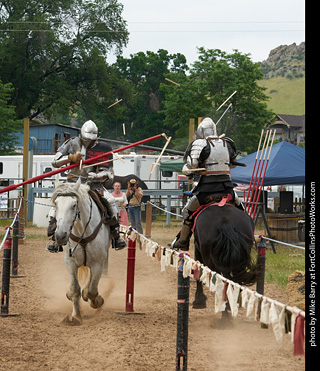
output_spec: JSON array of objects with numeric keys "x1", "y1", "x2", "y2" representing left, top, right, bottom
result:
[{"x1": 231, "y1": 141, "x2": 305, "y2": 186}]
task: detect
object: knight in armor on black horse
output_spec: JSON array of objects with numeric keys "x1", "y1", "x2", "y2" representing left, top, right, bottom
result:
[
  {"x1": 172, "y1": 117, "x2": 244, "y2": 251},
  {"x1": 46, "y1": 120, "x2": 127, "y2": 252}
]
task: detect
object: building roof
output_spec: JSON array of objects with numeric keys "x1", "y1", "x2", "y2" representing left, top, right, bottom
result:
[
  {"x1": 29, "y1": 122, "x2": 80, "y2": 132},
  {"x1": 272, "y1": 114, "x2": 305, "y2": 130}
]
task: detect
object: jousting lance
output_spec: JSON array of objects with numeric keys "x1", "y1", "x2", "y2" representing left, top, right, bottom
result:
[{"x1": 0, "y1": 133, "x2": 165, "y2": 194}]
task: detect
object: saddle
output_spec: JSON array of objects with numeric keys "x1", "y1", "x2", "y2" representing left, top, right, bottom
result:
[
  {"x1": 204, "y1": 192, "x2": 234, "y2": 206},
  {"x1": 191, "y1": 194, "x2": 234, "y2": 232},
  {"x1": 88, "y1": 189, "x2": 112, "y2": 225}
]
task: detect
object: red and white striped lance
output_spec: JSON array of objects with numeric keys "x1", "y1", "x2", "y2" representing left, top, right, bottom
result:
[{"x1": 0, "y1": 133, "x2": 165, "y2": 194}]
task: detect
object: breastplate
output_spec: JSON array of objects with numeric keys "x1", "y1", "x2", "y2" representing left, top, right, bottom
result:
[{"x1": 202, "y1": 139, "x2": 230, "y2": 174}]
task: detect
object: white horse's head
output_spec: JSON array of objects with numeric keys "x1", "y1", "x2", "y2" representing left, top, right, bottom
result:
[{"x1": 52, "y1": 179, "x2": 89, "y2": 245}]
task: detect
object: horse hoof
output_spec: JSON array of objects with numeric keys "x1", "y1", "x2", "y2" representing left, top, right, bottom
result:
[
  {"x1": 61, "y1": 315, "x2": 82, "y2": 326},
  {"x1": 82, "y1": 288, "x2": 88, "y2": 302},
  {"x1": 219, "y1": 312, "x2": 233, "y2": 329},
  {"x1": 192, "y1": 301, "x2": 207, "y2": 309},
  {"x1": 90, "y1": 295, "x2": 104, "y2": 309},
  {"x1": 192, "y1": 294, "x2": 207, "y2": 309}
]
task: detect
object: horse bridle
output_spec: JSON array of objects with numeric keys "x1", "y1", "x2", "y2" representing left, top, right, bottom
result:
[
  {"x1": 55, "y1": 192, "x2": 81, "y2": 231},
  {"x1": 55, "y1": 191, "x2": 105, "y2": 265},
  {"x1": 55, "y1": 192, "x2": 93, "y2": 261}
]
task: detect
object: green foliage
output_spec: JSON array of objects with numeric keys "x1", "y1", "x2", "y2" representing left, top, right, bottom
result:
[
  {"x1": 112, "y1": 49, "x2": 189, "y2": 143},
  {"x1": 0, "y1": 0, "x2": 278, "y2": 155},
  {"x1": 162, "y1": 48, "x2": 275, "y2": 153},
  {"x1": 0, "y1": 80, "x2": 22, "y2": 154},
  {"x1": 0, "y1": 0, "x2": 129, "y2": 120}
]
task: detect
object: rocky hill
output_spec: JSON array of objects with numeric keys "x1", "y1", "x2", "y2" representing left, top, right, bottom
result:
[{"x1": 259, "y1": 42, "x2": 305, "y2": 79}]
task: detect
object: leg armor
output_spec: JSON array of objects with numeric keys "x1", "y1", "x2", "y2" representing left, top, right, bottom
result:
[
  {"x1": 234, "y1": 191, "x2": 245, "y2": 211},
  {"x1": 102, "y1": 190, "x2": 119, "y2": 221},
  {"x1": 46, "y1": 207, "x2": 63, "y2": 253},
  {"x1": 102, "y1": 190, "x2": 126, "y2": 250},
  {"x1": 172, "y1": 196, "x2": 200, "y2": 251}
]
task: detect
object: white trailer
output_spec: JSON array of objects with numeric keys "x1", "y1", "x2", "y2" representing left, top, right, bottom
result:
[
  {"x1": 0, "y1": 153, "x2": 181, "y2": 191},
  {"x1": 112, "y1": 153, "x2": 179, "y2": 190},
  {"x1": 0, "y1": 154, "x2": 67, "y2": 189}
]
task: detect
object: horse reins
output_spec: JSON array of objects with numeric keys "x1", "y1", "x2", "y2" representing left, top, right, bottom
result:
[{"x1": 56, "y1": 192, "x2": 103, "y2": 266}]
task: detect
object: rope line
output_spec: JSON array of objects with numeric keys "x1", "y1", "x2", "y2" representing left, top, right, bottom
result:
[
  {"x1": 0, "y1": 198, "x2": 23, "y2": 251},
  {"x1": 255, "y1": 235, "x2": 305, "y2": 250},
  {"x1": 121, "y1": 225, "x2": 305, "y2": 348},
  {"x1": 22, "y1": 197, "x2": 305, "y2": 249}
]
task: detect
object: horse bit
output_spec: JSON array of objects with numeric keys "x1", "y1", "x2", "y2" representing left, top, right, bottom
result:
[{"x1": 55, "y1": 192, "x2": 93, "y2": 258}]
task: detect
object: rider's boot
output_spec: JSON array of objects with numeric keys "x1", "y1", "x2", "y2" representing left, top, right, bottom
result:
[
  {"x1": 47, "y1": 216, "x2": 56, "y2": 237},
  {"x1": 46, "y1": 217, "x2": 63, "y2": 253},
  {"x1": 46, "y1": 241, "x2": 64, "y2": 253},
  {"x1": 172, "y1": 220, "x2": 193, "y2": 251},
  {"x1": 171, "y1": 195, "x2": 199, "y2": 251},
  {"x1": 110, "y1": 224, "x2": 127, "y2": 250}
]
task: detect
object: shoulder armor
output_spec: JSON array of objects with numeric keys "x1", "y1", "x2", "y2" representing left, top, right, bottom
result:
[
  {"x1": 224, "y1": 137, "x2": 236, "y2": 152},
  {"x1": 190, "y1": 139, "x2": 207, "y2": 157}
]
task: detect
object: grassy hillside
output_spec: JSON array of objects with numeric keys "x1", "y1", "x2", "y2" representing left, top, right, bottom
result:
[{"x1": 258, "y1": 76, "x2": 305, "y2": 115}]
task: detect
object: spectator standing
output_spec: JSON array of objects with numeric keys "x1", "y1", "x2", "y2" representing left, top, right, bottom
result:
[
  {"x1": 126, "y1": 179, "x2": 143, "y2": 234},
  {"x1": 112, "y1": 181, "x2": 129, "y2": 226}
]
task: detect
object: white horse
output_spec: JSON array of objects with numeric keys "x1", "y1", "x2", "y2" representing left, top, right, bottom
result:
[{"x1": 52, "y1": 178, "x2": 110, "y2": 325}]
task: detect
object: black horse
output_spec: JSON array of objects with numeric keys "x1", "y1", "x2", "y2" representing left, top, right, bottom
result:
[{"x1": 192, "y1": 202, "x2": 261, "y2": 316}]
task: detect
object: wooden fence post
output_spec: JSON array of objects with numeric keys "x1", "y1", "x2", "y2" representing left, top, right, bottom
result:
[{"x1": 145, "y1": 202, "x2": 152, "y2": 239}]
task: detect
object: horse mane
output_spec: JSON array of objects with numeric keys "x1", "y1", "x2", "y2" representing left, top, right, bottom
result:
[{"x1": 51, "y1": 182, "x2": 90, "y2": 204}]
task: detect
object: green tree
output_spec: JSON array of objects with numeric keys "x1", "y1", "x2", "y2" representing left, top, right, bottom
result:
[
  {"x1": 0, "y1": 0, "x2": 129, "y2": 125},
  {"x1": 162, "y1": 48, "x2": 275, "y2": 153},
  {"x1": 113, "y1": 49, "x2": 188, "y2": 144},
  {"x1": 0, "y1": 80, "x2": 22, "y2": 154}
]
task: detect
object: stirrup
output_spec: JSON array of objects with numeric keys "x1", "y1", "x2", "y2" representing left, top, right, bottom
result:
[
  {"x1": 172, "y1": 239, "x2": 190, "y2": 251},
  {"x1": 46, "y1": 239, "x2": 63, "y2": 253},
  {"x1": 112, "y1": 237, "x2": 127, "y2": 251}
]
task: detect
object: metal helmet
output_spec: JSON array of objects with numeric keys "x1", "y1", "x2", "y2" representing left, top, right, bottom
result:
[
  {"x1": 195, "y1": 117, "x2": 217, "y2": 139},
  {"x1": 80, "y1": 120, "x2": 98, "y2": 148}
]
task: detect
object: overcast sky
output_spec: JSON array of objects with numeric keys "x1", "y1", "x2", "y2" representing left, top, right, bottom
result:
[{"x1": 106, "y1": 0, "x2": 305, "y2": 65}]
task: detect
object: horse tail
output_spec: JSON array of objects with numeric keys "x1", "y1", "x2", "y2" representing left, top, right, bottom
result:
[
  {"x1": 210, "y1": 219, "x2": 261, "y2": 285},
  {"x1": 78, "y1": 265, "x2": 90, "y2": 284}
]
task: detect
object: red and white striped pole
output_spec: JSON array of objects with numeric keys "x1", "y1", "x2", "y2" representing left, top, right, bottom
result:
[
  {"x1": 252, "y1": 130, "x2": 276, "y2": 220},
  {"x1": 0, "y1": 227, "x2": 19, "y2": 317},
  {"x1": 246, "y1": 130, "x2": 270, "y2": 217},
  {"x1": 248, "y1": 130, "x2": 272, "y2": 216},
  {"x1": 247, "y1": 130, "x2": 269, "y2": 215},
  {"x1": 125, "y1": 228, "x2": 137, "y2": 313},
  {"x1": 244, "y1": 130, "x2": 264, "y2": 213}
]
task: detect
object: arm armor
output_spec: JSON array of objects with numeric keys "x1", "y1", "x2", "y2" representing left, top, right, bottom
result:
[
  {"x1": 52, "y1": 152, "x2": 70, "y2": 168},
  {"x1": 187, "y1": 139, "x2": 207, "y2": 169},
  {"x1": 52, "y1": 138, "x2": 77, "y2": 168},
  {"x1": 88, "y1": 167, "x2": 114, "y2": 183},
  {"x1": 224, "y1": 137, "x2": 237, "y2": 167},
  {"x1": 182, "y1": 163, "x2": 193, "y2": 178}
]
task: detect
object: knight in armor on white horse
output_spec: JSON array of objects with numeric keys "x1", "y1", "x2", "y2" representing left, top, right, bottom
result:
[
  {"x1": 47, "y1": 120, "x2": 126, "y2": 252},
  {"x1": 172, "y1": 117, "x2": 244, "y2": 251}
]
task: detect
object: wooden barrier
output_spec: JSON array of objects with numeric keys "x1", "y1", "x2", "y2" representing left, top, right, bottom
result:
[
  {"x1": 145, "y1": 202, "x2": 152, "y2": 239},
  {"x1": 267, "y1": 213, "x2": 304, "y2": 243}
]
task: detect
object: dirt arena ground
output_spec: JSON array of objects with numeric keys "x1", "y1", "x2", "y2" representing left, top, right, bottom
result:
[{"x1": 0, "y1": 225, "x2": 305, "y2": 371}]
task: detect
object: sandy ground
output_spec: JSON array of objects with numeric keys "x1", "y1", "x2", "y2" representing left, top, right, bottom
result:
[{"x1": 0, "y1": 227, "x2": 305, "y2": 371}]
